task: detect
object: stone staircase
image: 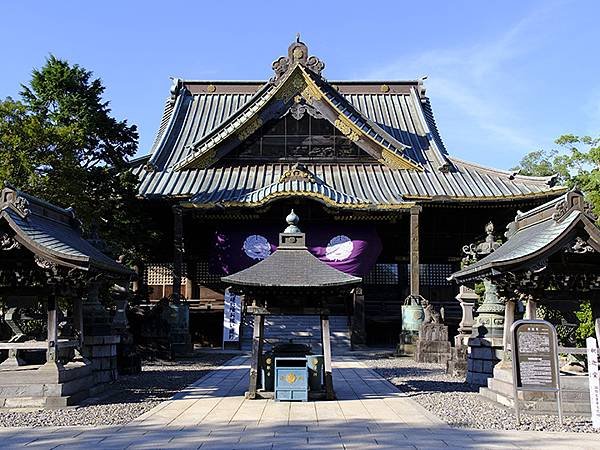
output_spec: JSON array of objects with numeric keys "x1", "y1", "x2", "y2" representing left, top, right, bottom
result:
[{"x1": 241, "y1": 315, "x2": 352, "y2": 355}]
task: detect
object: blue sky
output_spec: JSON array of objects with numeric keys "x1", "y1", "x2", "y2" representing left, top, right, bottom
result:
[{"x1": 1, "y1": 0, "x2": 598, "y2": 169}]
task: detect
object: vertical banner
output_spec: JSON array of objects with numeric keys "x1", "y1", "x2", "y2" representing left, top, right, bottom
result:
[
  {"x1": 587, "y1": 337, "x2": 600, "y2": 429},
  {"x1": 223, "y1": 288, "x2": 242, "y2": 346}
]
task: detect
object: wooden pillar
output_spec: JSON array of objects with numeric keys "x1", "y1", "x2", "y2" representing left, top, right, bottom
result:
[
  {"x1": 47, "y1": 292, "x2": 58, "y2": 364},
  {"x1": 73, "y1": 297, "x2": 84, "y2": 348},
  {"x1": 502, "y1": 300, "x2": 516, "y2": 351},
  {"x1": 184, "y1": 277, "x2": 193, "y2": 300},
  {"x1": 321, "y1": 314, "x2": 335, "y2": 400},
  {"x1": 410, "y1": 206, "x2": 421, "y2": 297},
  {"x1": 525, "y1": 299, "x2": 537, "y2": 320},
  {"x1": 248, "y1": 313, "x2": 264, "y2": 399},
  {"x1": 351, "y1": 287, "x2": 365, "y2": 348},
  {"x1": 173, "y1": 205, "x2": 184, "y2": 302}
]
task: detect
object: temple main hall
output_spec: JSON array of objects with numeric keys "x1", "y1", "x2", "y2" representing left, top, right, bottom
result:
[{"x1": 131, "y1": 37, "x2": 564, "y2": 347}]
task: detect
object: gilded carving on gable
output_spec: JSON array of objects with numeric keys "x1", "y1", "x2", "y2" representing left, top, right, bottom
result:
[
  {"x1": 237, "y1": 117, "x2": 263, "y2": 142},
  {"x1": 193, "y1": 149, "x2": 218, "y2": 169},
  {"x1": 275, "y1": 74, "x2": 306, "y2": 103},
  {"x1": 334, "y1": 115, "x2": 360, "y2": 142},
  {"x1": 380, "y1": 148, "x2": 414, "y2": 170}
]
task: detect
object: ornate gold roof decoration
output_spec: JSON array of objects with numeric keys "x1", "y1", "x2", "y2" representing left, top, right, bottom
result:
[
  {"x1": 279, "y1": 163, "x2": 318, "y2": 184},
  {"x1": 334, "y1": 115, "x2": 360, "y2": 142},
  {"x1": 237, "y1": 116, "x2": 263, "y2": 141},
  {"x1": 271, "y1": 34, "x2": 325, "y2": 82},
  {"x1": 380, "y1": 148, "x2": 418, "y2": 170}
]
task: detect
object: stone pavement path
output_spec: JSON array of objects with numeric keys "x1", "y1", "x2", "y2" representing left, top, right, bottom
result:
[{"x1": 1, "y1": 356, "x2": 599, "y2": 449}]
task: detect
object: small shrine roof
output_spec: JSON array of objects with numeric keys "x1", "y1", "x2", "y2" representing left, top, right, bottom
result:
[
  {"x1": 449, "y1": 190, "x2": 600, "y2": 283},
  {"x1": 0, "y1": 186, "x2": 133, "y2": 276}
]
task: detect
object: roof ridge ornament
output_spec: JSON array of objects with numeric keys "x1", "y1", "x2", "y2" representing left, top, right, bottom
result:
[
  {"x1": 279, "y1": 163, "x2": 318, "y2": 184},
  {"x1": 284, "y1": 209, "x2": 301, "y2": 234},
  {"x1": 272, "y1": 35, "x2": 325, "y2": 82}
]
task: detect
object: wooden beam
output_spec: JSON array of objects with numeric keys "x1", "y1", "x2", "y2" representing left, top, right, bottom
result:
[
  {"x1": 246, "y1": 306, "x2": 331, "y2": 316},
  {"x1": 172, "y1": 206, "x2": 184, "y2": 302},
  {"x1": 46, "y1": 293, "x2": 58, "y2": 365},
  {"x1": 321, "y1": 314, "x2": 335, "y2": 400},
  {"x1": 248, "y1": 314, "x2": 264, "y2": 399},
  {"x1": 73, "y1": 297, "x2": 84, "y2": 347},
  {"x1": 525, "y1": 299, "x2": 537, "y2": 320},
  {"x1": 502, "y1": 300, "x2": 516, "y2": 351},
  {"x1": 351, "y1": 287, "x2": 366, "y2": 348},
  {"x1": 410, "y1": 206, "x2": 421, "y2": 297}
]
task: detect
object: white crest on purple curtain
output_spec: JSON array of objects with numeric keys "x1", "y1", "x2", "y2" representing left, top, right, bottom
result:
[
  {"x1": 325, "y1": 235, "x2": 354, "y2": 261},
  {"x1": 242, "y1": 235, "x2": 272, "y2": 260}
]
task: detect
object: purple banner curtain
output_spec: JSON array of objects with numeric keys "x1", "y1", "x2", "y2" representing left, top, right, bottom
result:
[{"x1": 212, "y1": 224, "x2": 382, "y2": 277}]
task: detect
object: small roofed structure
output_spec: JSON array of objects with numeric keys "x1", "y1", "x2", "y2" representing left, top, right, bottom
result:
[
  {"x1": 0, "y1": 185, "x2": 133, "y2": 407},
  {"x1": 449, "y1": 190, "x2": 600, "y2": 412},
  {"x1": 222, "y1": 210, "x2": 361, "y2": 400}
]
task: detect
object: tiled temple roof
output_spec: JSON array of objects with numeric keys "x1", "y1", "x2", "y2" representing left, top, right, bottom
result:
[
  {"x1": 134, "y1": 38, "x2": 564, "y2": 209},
  {"x1": 449, "y1": 190, "x2": 600, "y2": 283},
  {"x1": 0, "y1": 186, "x2": 132, "y2": 276}
]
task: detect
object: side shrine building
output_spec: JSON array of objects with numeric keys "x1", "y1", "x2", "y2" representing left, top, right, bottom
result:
[{"x1": 131, "y1": 38, "x2": 565, "y2": 346}]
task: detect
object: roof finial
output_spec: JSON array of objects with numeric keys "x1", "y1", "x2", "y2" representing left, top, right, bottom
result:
[
  {"x1": 284, "y1": 209, "x2": 301, "y2": 234},
  {"x1": 296, "y1": 32, "x2": 301, "y2": 43}
]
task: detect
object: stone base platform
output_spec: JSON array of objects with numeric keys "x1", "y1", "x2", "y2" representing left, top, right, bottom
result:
[
  {"x1": 414, "y1": 323, "x2": 451, "y2": 364},
  {"x1": 466, "y1": 337, "x2": 502, "y2": 386},
  {"x1": 480, "y1": 365, "x2": 591, "y2": 415},
  {"x1": 0, "y1": 361, "x2": 93, "y2": 408}
]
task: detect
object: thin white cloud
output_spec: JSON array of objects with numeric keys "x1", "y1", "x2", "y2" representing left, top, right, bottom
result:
[{"x1": 360, "y1": 2, "x2": 564, "y2": 165}]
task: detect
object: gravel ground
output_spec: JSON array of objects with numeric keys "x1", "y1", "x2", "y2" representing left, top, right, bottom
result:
[
  {"x1": 0, "y1": 353, "x2": 231, "y2": 427},
  {"x1": 363, "y1": 354, "x2": 599, "y2": 434}
]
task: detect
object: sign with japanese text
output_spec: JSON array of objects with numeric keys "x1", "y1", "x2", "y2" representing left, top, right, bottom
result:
[
  {"x1": 513, "y1": 321, "x2": 558, "y2": 389},
  {"x1": 510, "y1": 319, "x2": 563, "y2": 425},
  {"x1": 587, "y1": 337, "x2": 600, "y2": 429},
  {"x1": 223, "y1": 288, "x2": 242, "y2": 343}
]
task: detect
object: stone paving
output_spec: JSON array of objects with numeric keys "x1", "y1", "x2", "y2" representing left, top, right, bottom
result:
[{"x1": 1, "y1": 356, "x2": 599, "y2": 449}]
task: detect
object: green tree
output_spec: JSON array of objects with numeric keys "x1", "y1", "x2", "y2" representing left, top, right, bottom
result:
[
  {"x1": 514, "y1": 136, "x2": 600, "y2": 345},
  {"x1": 513, "y1": 134, "x2": 600, "y2": 216},
  {"x1": 0, "y1": 56, "x2": 154, "y2": 261}
]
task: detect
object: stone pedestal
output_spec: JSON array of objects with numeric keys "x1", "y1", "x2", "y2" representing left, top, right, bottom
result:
[
  {"x1": 414, "y1": 323, "x2": 451, "y2": 364},
  {"x1": 112, "y1": 298, "x2": 141, "y2": 375},
  {"x1": 454, "y1": 286, "x2": 478, "y2": 347},
  {"x1": 446, "y1": 345, "x2": 468, "y2": 377},
  {"x1": 0, "y1": 361, "x2": 93, "y2": 408},
  {"x1": 82, "y1": 335, "x2": 120, "y2": 385},
  {"x1": 466, "y1": 337, "x2": 503, "y2": 386},
  {"x1": 166, "y1": 302, "x2": 193, "y2": 357},
  {"x1": 396, "y1": 331, "x2": 418, "y2": 356}
]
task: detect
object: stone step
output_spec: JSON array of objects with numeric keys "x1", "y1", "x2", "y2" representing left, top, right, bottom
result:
[
  {"x1": 240, "y1": 315, "x2": 351, "y2": 354},
  {"x1": 492, "y1": 366, "x2": 591, "y2": 390},
  {"x1": 480, "y1": 387, "x2": 592, "y2": 415},
  {"x1": 487, "y1": 376, "x2": 591, "y2": 403}
]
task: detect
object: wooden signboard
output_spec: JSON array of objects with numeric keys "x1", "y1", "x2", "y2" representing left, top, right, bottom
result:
[
  {"x1": 587, "y1": 337, "x2": 600, "y2": 429},
  {"x1": 510, "y1": 319, "x2": 563, "y2": 424}
]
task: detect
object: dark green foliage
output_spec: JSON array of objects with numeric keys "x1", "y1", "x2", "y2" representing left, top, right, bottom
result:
[
  {"x1": 537, "y1": 304, "x2": 578, "y2": 347},
  {"x1": 515, "y1": 136, "x2": 600, "y2": 346},
  {"x1": 0, "y1": 56, "x2": 157, "y2": 262},
  {"x1": 513, "y1": 134, "x2": 600, "y2": 218},
  {"x1": 575, "y1": 301, "x2": 595, "y2": 347}
]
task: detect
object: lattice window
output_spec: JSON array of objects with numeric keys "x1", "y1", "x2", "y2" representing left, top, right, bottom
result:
[
  {"x1": 406, "y1": 264, "x2": 454, "y2": 286},
  {"x1": 364, "y1": 264, "x2": 399, "y2": 285},
  {"x1": 196, "y1": 261, "x2": 222, "y2": 284},
  {"x1": 144, "y1": 263, "x2": 187, "y2": 285}
]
